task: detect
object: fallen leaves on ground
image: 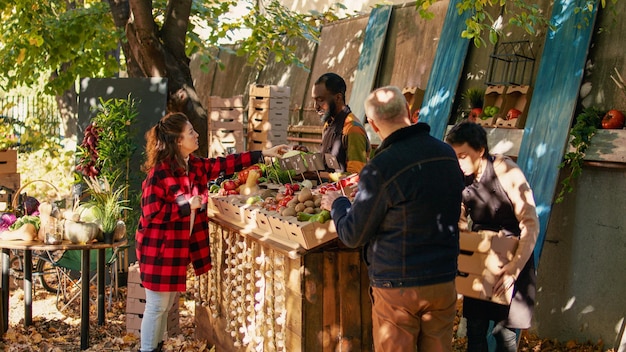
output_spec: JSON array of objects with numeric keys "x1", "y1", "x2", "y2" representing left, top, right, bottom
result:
[{"x1": 0, "y1": 273, "x2": 612, "y2": 351}]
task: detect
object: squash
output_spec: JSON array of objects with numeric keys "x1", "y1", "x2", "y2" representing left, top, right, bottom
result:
[
  {"x1": 64, "y1": 220, "x2": 101, "y2": 244},
  {"x1": 0, "y1": 223, "x2": 38, "y2": 241}
]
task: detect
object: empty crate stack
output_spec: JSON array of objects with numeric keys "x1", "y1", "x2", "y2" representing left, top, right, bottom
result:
[
  {"x1": 207, "y1": 96, "x2": 245, "y2": 157},
  {"x1": 247, "y1": 84, "x2": 290, "y2": 151},
  {"x1": 126, "y1": 262, "x2": 181, "y2": 337}
]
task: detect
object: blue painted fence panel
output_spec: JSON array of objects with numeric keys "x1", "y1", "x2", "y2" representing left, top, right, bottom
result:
[
  {"x1": 419, "y1": 0, "x2": 471, "y2": 139},
  {"x1": 349, "y1": 5, "x2": 393, "y2": 122},
  {"x1": 516, "y1": 0, "x2": 599, "y2": 264}
]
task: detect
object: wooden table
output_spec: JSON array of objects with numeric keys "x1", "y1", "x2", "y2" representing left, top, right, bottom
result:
[{"x1": 0, "y1": 239, "x2": 128, "y2": 350}]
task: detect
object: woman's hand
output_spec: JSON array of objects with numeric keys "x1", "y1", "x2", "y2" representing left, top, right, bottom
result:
[
  {"x1": 493, "y1": 263, "x2": 516, "y2": 298},
  {"x1": 262, "y1": 144, "x2": 290, "y2": 158}
]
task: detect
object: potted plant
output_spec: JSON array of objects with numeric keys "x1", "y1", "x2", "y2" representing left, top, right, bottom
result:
[
  {"x1": 83, "y1": 174, "x2": 130, "y2": 243},
  {"x1": 462, "y1": 87, "x2": 485, "y2": 122}
]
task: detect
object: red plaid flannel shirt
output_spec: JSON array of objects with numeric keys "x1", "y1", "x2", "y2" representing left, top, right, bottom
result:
[{"x1": 136, "y1": 151, "x2": 262, "y2": 292}]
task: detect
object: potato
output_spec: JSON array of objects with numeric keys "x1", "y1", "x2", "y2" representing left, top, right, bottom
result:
[
  {"x1": 304, "y1": 207, "x2": 315, "y2": 214},
  {"x1": 314, "y1": 198, "x2": 322, "y2": 207},
  {"x1": 297, "y1": 187, "x2": 313, "y2": 203},
  {"x1": 304, "y1": 200, "x2": 315, "y2": 208},
  {"x1": 295, "y1": 203, "x2": 306, "y2": 212},
  {"x1": 282, "y1": 207, "x2": 297, "y2": 217}
]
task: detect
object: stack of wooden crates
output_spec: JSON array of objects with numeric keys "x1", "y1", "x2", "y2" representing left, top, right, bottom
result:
[
  {"x1": 207, "y1": 96, "x2": 245, "y2": 158},
  {"x1": 247, "y1": 84, "x2": 290, "y2": 150},
  {"x1": 126, "y1": 262, "x2": 181, "y2": 338},
  {"x1": 0, "y1": 149, "x2": 19, "y2": 211}
]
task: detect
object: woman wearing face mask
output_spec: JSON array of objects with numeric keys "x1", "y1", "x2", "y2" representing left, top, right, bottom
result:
[
  {"x1": 136, "y1": 112, "x2": 288, "y2": 352},
  {"x1": 445, "y1": 121, "x2": 540, "y2": 352}
]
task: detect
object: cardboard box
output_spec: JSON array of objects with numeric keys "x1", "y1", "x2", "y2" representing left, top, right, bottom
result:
[
  {"x1": 0, "y1": 150, "x2": 17, "y2": 174},
  {"x1": 456, "y1": 230, "x2": 518, "y2": 305},
  {"x1": 267, "y1": 213, "x2": 292, "y2": 242},
  {"x1": 477, "y1": 85, "x2": 506, "y2": 127},
  {"x1": 249, "y1": 84, "x2": 291, "y2": 98},
  {"x1": 283, "y1": 218, "x2": 337, "y2": 250}
]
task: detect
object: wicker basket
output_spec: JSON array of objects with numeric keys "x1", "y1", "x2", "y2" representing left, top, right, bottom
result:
[{"x1": 11, "y1": 179, "x2": 60, "y2": 211}]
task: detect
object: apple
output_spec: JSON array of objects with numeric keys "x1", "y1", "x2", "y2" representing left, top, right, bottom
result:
[
  {"x1": 601, "y1": 109, "x2": 625, "y2": 129},
  {"x1": 506, "y1": 108, "x2": 521, "y2": 120}
]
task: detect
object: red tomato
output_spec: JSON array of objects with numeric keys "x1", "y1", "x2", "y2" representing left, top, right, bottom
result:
[
  {"x1": 222, "y1": 180, "x2": 237, "y2": 191},
  {"x1": 602, "y1": 109, "x2": 625, "y2": 129}
]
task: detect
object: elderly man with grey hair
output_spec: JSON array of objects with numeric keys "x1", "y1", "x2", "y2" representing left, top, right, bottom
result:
[{"x1": 322, "y1": 86, "x2": 464, "y2": 351}]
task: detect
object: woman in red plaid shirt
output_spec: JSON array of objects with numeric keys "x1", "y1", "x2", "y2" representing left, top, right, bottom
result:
[{"x1": 136, "y1": 112, "x2": 287, "y2": 352}]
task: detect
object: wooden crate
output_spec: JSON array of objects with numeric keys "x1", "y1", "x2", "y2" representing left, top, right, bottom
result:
[
  {"x1": 456, "y1": 230, "x2": 518, "y2": 305},
  {"x1": 0, "y1": 150, "x2": 17, "y2": 174},
  {"x1": 249, "y1": 96, "x2": 290, "y2": 110},
  {"x1": 208, "y1": 109, "x2": 244, "y2": 124},
  {"x1": 248, "y1": 107, "x2": 290, "y2": 124},
  {"x1": 0, "y1": 173, "x2": 20, "y2": 192},
  {"x1": 208, "y1": 95, "x2": 244, "y2": 109},
  {"x1": 249, "y1": 84, "x2": 291, "y2": 98}
]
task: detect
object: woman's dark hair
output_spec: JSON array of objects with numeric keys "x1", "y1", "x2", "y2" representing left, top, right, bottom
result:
[
  {"x1": 315, "y1": 73, "x2": 347, "y2": 102},
  {"x1": 142, "y1": 112, "x2": 189, "y2": 172},
  {"x1": 445, "y1": 121, "x2": 490, "y2": 155}
]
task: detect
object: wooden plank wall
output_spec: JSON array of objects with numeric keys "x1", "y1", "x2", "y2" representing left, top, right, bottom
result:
[
  {"x1": 302, "y1": 16, "x2": 370, "y2": 126},
  {"x1": 516, "y1": 0, "x2": 599, "y2": 262},
  {"x1": 377, "y1": 2, "x2": 447, "y2": 93}
]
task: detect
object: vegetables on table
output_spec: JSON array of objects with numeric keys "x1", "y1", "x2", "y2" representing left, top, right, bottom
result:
[
  {"x1": 239, "y1": 169, "x2": 261, "y2": 196},
  {"x1": 296, "y1": 210, "x2": 331, "y2": 223},
  {"x1": 0, "y1": 223, "x2": 37, "y2": 241}
]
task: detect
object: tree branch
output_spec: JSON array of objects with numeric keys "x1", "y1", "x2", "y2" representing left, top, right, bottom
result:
[
  {"x1": 129, "y1": 0, "x2": 167, "y2": 77},
  {"x1": 162, "y1": 0, "x2": 192, "y2": 59}
]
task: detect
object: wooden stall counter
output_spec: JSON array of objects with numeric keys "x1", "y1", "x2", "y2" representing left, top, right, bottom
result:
[{"x1": 194, "y1": 210, "x2": 373, "y2": 351}]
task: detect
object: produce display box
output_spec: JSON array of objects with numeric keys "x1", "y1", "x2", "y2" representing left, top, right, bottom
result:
[
  {"x1": 477, "y1": 85, "x2": 506, "y2": 127},
  {"x1": 0, "y1": 150, "x2": 18, "y2": 174},
  {"x1": 495, "y1": 85, "x2": 532, "y2": 129},
  {"x1": 283, "y1": 217, "x2": 337, "y2": 250},
  {"x1": 249, "y1": 84, "x2": 291, "y2": 99},
  {"x1": 456, "y1": 230, "x2": 518, "y2": 305}
]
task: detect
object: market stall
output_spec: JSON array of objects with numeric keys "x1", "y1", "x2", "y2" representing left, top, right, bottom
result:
[{"x1": 193, "y1": 159, "x2": 373, "y2": 351}]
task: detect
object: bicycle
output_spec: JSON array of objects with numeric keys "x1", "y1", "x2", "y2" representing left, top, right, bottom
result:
[{"x1": 8, "y1": 248, "x2": 66, "y2": 294}]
